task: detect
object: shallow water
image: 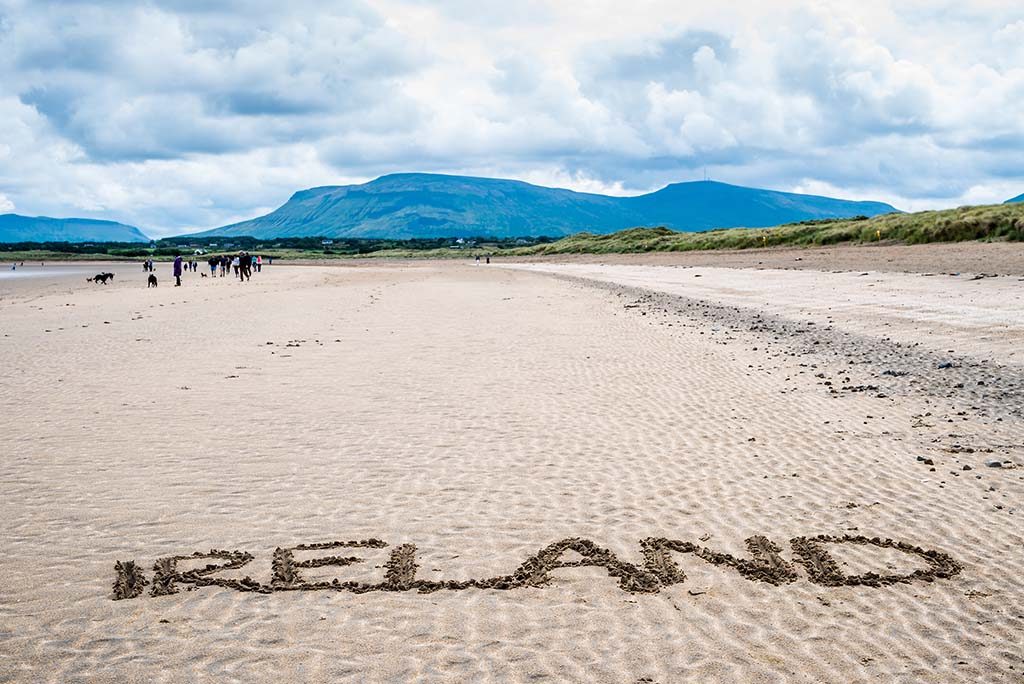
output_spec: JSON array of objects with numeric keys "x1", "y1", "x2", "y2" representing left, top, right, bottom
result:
[{"x1": 0, "y1": 264, "x2": 100, "y2": 281}]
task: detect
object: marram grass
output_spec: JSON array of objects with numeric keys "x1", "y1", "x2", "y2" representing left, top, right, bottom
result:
[{"x1": 510, "y1": 202, "x2": 1024, "y2": 256}]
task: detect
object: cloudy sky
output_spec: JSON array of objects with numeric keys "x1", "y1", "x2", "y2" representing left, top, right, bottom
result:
[{"x1": 1, "y1": 0, "x2": 1022, "y2": 236}]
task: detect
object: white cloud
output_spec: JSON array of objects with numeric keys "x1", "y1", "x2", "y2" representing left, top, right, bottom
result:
[
  {"x1": 0, "y1": 192, "x2": 14, "y2": 212},
  {"x1": 0, "y1": 0, "x2": 1021, "y2": 234}
]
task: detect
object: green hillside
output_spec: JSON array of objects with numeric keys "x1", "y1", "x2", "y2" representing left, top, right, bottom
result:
[
  {"x1": 191, "y1": 173, "x2": 898, "y2": 240},
  {"x1": 0, "y1": 214, "x2": 149, "y2": 243}
]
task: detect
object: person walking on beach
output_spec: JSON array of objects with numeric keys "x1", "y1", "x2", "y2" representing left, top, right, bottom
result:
[
  {"x1": 239, "y1": 252, "x2": 251, "y2": 281},
  {"x1": 173, "y1": 254, "x2": 183, "y2": 287},
  {"x1": 232, "y1": 255, "x2": 240, "y2": 277},
  {"x1": 256, "y1": 255, "x2": 262, "y2": 272}
]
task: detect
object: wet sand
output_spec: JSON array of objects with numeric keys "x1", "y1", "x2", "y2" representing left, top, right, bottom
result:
[
  {"x1": 0, "y1": 263, "x2": 102, "y2": 285},
  {"x1": 1, "y1": 256, "x2": 1022, "y2": 683}
]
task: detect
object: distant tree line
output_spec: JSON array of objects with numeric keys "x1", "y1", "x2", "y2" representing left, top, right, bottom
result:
[{"x1": 0, "y1": 241, "x2": 156, "y2": 256}]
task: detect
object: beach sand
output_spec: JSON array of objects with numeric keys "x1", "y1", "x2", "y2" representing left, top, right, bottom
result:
[{"x1": 1, "y1": 254, "x2": 1022, "y2": 683}]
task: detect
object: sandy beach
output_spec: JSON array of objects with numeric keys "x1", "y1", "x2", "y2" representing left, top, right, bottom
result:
[{"x1": 1, "y1": 252, "x2": 1023, "y2": 683}]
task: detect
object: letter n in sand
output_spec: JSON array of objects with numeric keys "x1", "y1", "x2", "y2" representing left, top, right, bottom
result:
[{"x1": 640, "y1": 536, "x2": 797, "y2": 586}]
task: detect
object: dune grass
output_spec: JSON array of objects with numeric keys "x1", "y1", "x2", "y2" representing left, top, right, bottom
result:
[{"x1": 510, "y1": 202, "x2": 1024, "y2": 256}]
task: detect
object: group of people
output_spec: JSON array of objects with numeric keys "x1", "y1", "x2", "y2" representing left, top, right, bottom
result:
[
  {"x1": 169, "y1": 252, "x2": 270, "y2": 286},
  {"x1": 204, "y1": 253, "x2": 267, "y2": 279}
]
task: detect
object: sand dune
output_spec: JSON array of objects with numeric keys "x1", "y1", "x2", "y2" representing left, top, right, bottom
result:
[
  {"x1": 1, "y1": 259, "x2": 1022, "y2": 683},
  {"x1": 505, "y1": 240, "x2": 1024, "y2": 276}
]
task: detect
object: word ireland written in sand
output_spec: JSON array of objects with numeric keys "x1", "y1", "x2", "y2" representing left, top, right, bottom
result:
[{"x1": 111, "y1": 534, "x2": 962, "y2": 600}]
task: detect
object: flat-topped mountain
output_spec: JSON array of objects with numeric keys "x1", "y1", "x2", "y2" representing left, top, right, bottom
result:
[
  {"x1": 192, "y1": 173, "x2": 899, "y2": 239},
  {"x1": 0, "y1": 214, "x2": 149, "y2": 243}
]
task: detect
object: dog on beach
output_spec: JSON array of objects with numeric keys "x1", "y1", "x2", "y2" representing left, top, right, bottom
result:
[
  {"x1": 147, "y1": 274, "x2": 158, "y2": 288},
  {"x1": 87, "y1": 272, "x2": 114, "y2": 284},
  {"x1": 201, "y1": 272, "x2": 208, "y2": 278}
]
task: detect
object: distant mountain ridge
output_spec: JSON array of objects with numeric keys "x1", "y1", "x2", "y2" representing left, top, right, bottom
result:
[
  {"x1": 192, "y1": 173, "x2": 899, "y2": 239},
  {"x1": 1007, "y1": 193, "x2": 1024, "y2": 204},
  {"x1": 0, "y1": 214, "x2": 149, "y2": 243}
]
